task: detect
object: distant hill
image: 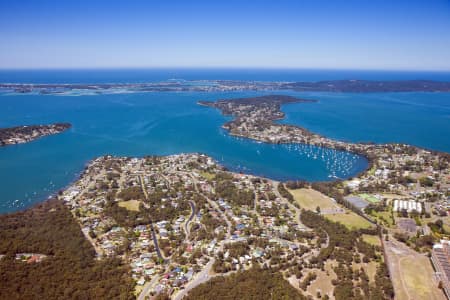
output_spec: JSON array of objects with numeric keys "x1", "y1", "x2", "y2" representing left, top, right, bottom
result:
[{"x1": 281, "y1": 79, "x2": 450, "y2": 92}]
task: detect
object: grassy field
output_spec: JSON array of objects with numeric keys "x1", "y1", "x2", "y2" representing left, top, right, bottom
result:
[
  {"x1": 352, "y1": 261, "x2": 378, "y2": 283},
  {"x1": 359, "y1": 193, "x2": 380, "y2": 203},
  {"x1": 325, "y1": 212, "x2": 374, "y2": 230},
  {"x1": 306, "y1": 261, "x2": 336, "y2": 298},
  {"x1": 385, "y1": 238, "x2": 445, "y2": 300},
  {"x1": 444, "y1": 223, "x2": 450, "y2": 234},
  {"x1": 400, "y1": 256, "x2": 444, "y2": 300},
  {"x1": 199, "y1": 171, "x2": 215, "y2": 181},
  {"x1": 371, "y1": 210, "x2": 395, "y2": 227},
  {"x1": 362, "y1": 234, "x2": 381, "y2": 247},
  {"x1": 134, "y1": 285, "x2": 143, "y2": 297},
  {"x1": 290, "y1": 188, "x2": 374, "y2": 230},
  {"x1": 118, "y1": 200, "x2": 141, "y2": 212},
  {"x1": 365, "y1": 261, "x2": 378, "y2": 283},
  {"x1": 289, "y1": 188, "x2": 337, "y2": 211}
]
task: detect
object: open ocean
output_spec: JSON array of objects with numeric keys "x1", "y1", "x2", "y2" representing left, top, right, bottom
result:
[{"x1": 0, "y1": 68, "x2": 449, "y2": 213}]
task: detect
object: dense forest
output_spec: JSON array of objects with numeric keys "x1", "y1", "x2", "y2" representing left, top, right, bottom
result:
[
  {"x1": 0, "y1": 198, "x2": 134, "y2": 300},
  {"x1": 184, "y1": 266, "x2": 307, "y2": 300}
]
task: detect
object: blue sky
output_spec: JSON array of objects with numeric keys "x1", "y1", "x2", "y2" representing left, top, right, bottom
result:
[{"x1": 0, "y1": 0, "x2": 449, "y2": 70}]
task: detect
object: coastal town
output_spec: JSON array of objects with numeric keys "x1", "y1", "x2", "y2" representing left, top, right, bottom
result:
[
  {"x1": 0, "y1": 123, "x2": 71, "y2": 146},
  {"x1": 1, "y1": 0, "x2": 449, "y2": 299},
  {"x1": 0, "y1": 95, "x2": 448, "y2": 300},
  {"x1": 59, "y1": 153, "x2": 312, "y2": 298},
  {"x1": 57, "y1": 150, "x2": 395, "y2": 300},
  {"x1": 198, "y1": 94, "x2": 450, "y2": 300}
]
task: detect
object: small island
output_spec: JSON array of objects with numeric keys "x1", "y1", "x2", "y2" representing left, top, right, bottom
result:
[{"x1": 0, "y1": 123, "x2": 71, "y2": 146}]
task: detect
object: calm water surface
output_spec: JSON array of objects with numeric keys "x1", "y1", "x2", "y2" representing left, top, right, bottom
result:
[{"x1": 1, "y1": 69, "x2": 449, "y2": 213}]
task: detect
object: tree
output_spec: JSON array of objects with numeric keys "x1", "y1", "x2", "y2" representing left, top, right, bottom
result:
[{"x1": 0, "y1": 199, "x2": 135, "y2": 300}]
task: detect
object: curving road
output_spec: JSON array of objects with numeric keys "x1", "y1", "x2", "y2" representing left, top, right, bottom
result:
[
  {"x1": 184, "y1": 200, "x2": 196, "y2": 240},
  {"x1": 138, "y1": 175, "x2": 166, "y2": 261},
  {"x1": 173, "y1": 257, "x2": 215, "y2": 300}
]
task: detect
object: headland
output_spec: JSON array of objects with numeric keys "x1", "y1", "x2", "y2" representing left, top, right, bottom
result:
[{"x1": 0, "y1": 123, "x2": 71, "y2": 146}]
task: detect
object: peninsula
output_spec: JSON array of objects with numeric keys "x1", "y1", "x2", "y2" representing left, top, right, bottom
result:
[
  {"x1": 0, "y1": 123, "x2": 71, "y2": 146},
  {"x1": 198, "y1": 94, "x2": 450, "y2": 160},
  {"x1": 197, "y1": 94, "x2": 450, "y2": 299}
]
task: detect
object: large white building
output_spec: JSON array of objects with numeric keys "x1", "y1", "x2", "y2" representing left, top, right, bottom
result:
[
  {"x1": 432, "y1": 240, "x2": 450, "y2": 299},
  {"x1": 393, "y1": 199, "x2": 422, "y2": 213}
]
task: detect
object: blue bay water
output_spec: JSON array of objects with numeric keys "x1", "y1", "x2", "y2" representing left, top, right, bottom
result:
[
  {"x1": 0, "y1": 69, "x2": 449, "y2": 213},
  {"x1": 0, "y1": 91, "x2": 367, "y2": 212},
  {"x1": 280, "y1": 91, "x2": 450, "y2": 152}
]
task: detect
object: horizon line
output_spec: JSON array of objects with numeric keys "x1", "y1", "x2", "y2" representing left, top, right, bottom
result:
[{"x1": 1, "y1": 66, "x2": 450, "y2": 73}]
